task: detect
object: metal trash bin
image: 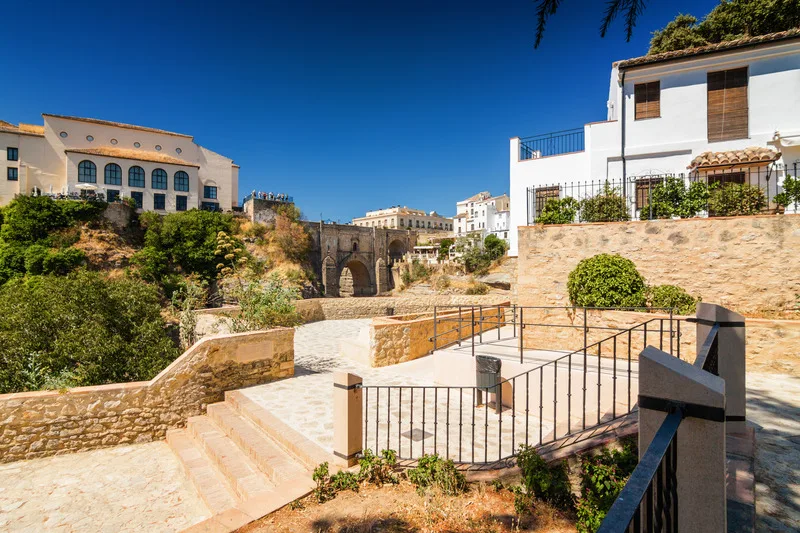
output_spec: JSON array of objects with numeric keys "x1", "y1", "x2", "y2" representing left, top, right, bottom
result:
[{"x1": 476, "y1": 355, "x2": 502, "y2": 413}]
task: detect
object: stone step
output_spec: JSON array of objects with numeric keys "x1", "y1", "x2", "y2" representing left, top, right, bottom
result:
[
  {"x1": 186, "y1": 415, "x2": 275, "y2": 502},
  {"x1": 166, "y1": 428, "x2": 237, "y2": 515},
  {"x1": 207, "y1": 402, "x2": 309, "y2": 484},
  {"x1": 225, "y1": 390, "x2": 333, "y2": 470}
]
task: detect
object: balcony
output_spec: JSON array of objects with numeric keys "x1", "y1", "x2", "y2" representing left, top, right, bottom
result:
[{"x1": 519, "y1": 127, "x2": 584, "y2": 161}]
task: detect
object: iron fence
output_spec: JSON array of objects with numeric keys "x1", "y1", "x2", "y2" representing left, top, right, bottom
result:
[
  {"x1": 361, "y1": 304, "x2": 684, "y2": 464},
  {"x1": 519, "y1": 128, "x2": 585, "y2": 161},
  {"x1": 526, "y1": 162, "x2": 798, "y2": 225}
]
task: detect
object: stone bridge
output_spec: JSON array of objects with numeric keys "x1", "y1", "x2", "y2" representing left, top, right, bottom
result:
[{"x1": 302, "y1": 222, "x2": 418, "y2": 297}]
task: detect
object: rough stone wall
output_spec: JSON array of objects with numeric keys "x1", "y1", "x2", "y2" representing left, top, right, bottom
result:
[
  {"x1": 101, "y1": 202, "x2": 135, "y2": 231},
  {"x1": 295, "y1": 295, "x2": 511, "y2": 322},
  {"x1": 517, "y1": 214, "x2": 800, "y2": 315},
  {"x1": 0, "y1": 328, "x2": 294, "y2": 463},
  {"x1": 243, "y1": 198, "x2": 290, "y2": 225}
]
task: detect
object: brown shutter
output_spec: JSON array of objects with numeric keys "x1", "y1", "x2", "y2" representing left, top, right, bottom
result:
[
  {"x1": 708, "y1": 67, "x2": 748, "y2": 142},
  {"x1": 635, "y1": 81, "x2": 660, "y2": 120}
]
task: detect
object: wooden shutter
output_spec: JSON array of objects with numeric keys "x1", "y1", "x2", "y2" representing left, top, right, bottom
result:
[
  {"x1": 707, "y1": 68, "x2": 748, "y2": 142},
  {"x1": 635, "y1": 81, "x2": 660, "y2": 120}
]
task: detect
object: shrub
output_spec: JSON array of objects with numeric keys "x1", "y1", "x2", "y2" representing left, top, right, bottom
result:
[
  {"x1": 465, "y1": 281, "x2": 489, "y2": 295},
  {"x1": 457, "y1": 234, "x2": 506, "y2": 274},
  {"x1": 576, "y1": 438, "x2": 638, "y2": 533},
  {"x1": 567, "y1": 254, "x2": 647, "y2": 308},
  {"x1": 536, "y1": 197, "x2": 580, "y2": 224},
  {"x1": 638, "y1": 177, "x2": 710, "y2": 220},
  {"x1": 516, "y1": 445, "x2": 575, "y2": 512},
  {"x1": 433, "y1": 274, "x2": 451, "y2": 292},
  {"x1": 0, "y1": 243, "x2": 26, "y2": 284},
  {"x1": 708, "y1": 183, "x2": 766, "y2": 216},
  {"x1": 226, "y1": 276, "x2": 302, "y2": 333},
  {"x1": 647, "y1": 284, "x2": 699, "y2": 315},
  {"x1": 0, "y1": 271, "x2": 180, "y2": 393},
  {"x1": 406, "y1": 453, "x2": 467, "y2": 495},
  {"x1": 580, "y1": 183, "x2": 630, "y2": 223},
  {"x1": 483, "y1": 234, "x2": 508, "y2": 261},
  {"x1": 775, "y1": 174, "x2": 800, "y2": 210},
  {"x1": 41, "y1": 247, "x2": 86, "y2": 275},
  {"x1": 438, "y1": 238, "x2": 454, "y2": 261},
  {"x1": 272, "y1": 205, "x2": 311, "y2": 262},
  {"x1": 0, "y1": 196, "x2": 103, "y2": 244},
  {"x1": 358, "y1": 449, "x2": 398, "y2": 485}
]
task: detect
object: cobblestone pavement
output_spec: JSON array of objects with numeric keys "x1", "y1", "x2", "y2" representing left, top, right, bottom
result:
[
  {"x1": 0, "y1": 441, "x2": 209, "y2": 532},
  {"x1": 748, "y1": 372, "x2": 800, "y2": 532}
]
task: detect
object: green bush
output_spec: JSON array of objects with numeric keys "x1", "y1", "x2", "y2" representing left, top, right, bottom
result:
[
  {"x1": 358, "y1": 448, "x2": 398, "y2": 485},
  {"x1": 638, "y1": 178, "x2": 710, "y2": 220},
  {"x1": 483, "y1": 234, "x2": 508, "y2": 260},
  {"x1": 465, "y1": 281, "x2": 489, "y2": 295},
  {"x1": 567, "y1": 254, "x2": 647, "y2": 308},
  {"x1": 647, "y1": 284, "x2": 700, "y2": 315},
  {"x1": 536, "y1": 197, "x2": 580, "y2": 224},
  {"x1": 576, "y1": 438, "x2": 638, "y2": 533},
  {"x1": 516, "y1": 445, "x2": 575, "y2": 512},
  {"x1": 0, "y1": 243, "x2": 26, "y2": 284},
  {"x1": 311, "y1": 449, "x2": 398, "y2": 503},
  {"x1": 580, "y1": 183, "x2": 630, "y2": 223},
  {"x1": 775, "y1": 174, "x2": 800, "y2": 210},
  {"x1": 0, "y1": 196, "x2": 104, "y2": 244},
  {"x1": 226, "y1": 276, "x2": 302, "y2": 333},
  {"x1": 0, "y1": 271, "x2": 180, "y2": 393},
  {"x1": 708, "y1": 183, "x2": 766, "y2": 216},
  {"x1": 457, "y1": 234, "x2": 506, "y2": 274},
  {"x1": 406, "y1": 453, "x2": 467, "y2": 496}
]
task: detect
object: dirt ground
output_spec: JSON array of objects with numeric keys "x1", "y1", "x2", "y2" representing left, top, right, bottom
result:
[{"x1": 240, "y1": 481, "x2": 576, "y2": 533}]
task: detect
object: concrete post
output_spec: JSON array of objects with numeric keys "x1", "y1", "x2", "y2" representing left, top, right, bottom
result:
[
  {"x1": 333, "y1": 372, "x2": 362, "y2": 467},
  {"x1": 695, "y1": 302, "x2": 746, "y2": 434},
  {"x1": 639, "y1": 346, "x2": 727, "y2": 532}
]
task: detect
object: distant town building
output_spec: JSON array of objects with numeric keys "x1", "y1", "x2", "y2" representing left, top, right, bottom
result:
[
  {"x1": 0, "y1": 114, "x2": 239, "y2": 212},
  {"x1": 352, "y1": 205, "x2": 453, "y2": 232},
  {"x1": 454, "y1": 191, "x2": 511, "y2": 240}
]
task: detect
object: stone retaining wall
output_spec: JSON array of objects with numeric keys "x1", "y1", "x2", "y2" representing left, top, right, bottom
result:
[
  {"x1": 0, "y1": 328, "x2": 294, "y2": 463},
  {"x1": 295, "y1": 295, "x2": 510, "y2": 322}
]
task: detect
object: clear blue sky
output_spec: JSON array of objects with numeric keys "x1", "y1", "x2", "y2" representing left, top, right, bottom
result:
[{"x1": 1, "y1": 0, "x2": 720, "y2": 222}]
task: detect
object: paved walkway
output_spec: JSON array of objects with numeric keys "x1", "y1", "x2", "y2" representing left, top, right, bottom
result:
[{"x1": 0, "y1": 442, "x2": 209, "y2": 532}]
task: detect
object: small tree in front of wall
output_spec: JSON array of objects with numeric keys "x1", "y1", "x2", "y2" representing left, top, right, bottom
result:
[
  {"x1": 580, "y1": 182, "x2": 630, "y2": 222},
  {"x1": 775, "y1": 174, "x2": 800, "y2": 212}
]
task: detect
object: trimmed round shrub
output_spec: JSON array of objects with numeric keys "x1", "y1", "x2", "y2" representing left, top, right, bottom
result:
[
  {"x1": 567, "y1": 254, "x2": 646, "y2": 308},
  {"x1": 647, "y1": 284, "x2": 699, "y2": 315}
]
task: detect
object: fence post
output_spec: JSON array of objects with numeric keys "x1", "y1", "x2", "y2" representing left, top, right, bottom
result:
[
  {"x1": 695, "y1": 303, "x2": 747, "y2": 434},
  {"x1": 333, "y1": 372, "x2": 363, "y2": 467},
  {"x1": 471, "y1": 307, "x2": 475, "y2": 358},
  {"x1": 433, "y1": 306, "x2": 438, "y2": 351},
  {"x1": 639, "y1": 346, "x2": 727, "y2": 532}
]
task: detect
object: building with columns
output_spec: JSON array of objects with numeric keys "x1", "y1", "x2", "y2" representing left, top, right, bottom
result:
[
  {"x1": 352, "y1": 205, "x2": 453, "y2": 232},
  {"x1": 0, "y1": 114, "x2": 239, "y2": 212}
]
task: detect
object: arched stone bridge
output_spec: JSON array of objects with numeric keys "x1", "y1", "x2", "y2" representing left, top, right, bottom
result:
[{"x1": 302, "y1": 222, "x2": 418, "y2": 297}]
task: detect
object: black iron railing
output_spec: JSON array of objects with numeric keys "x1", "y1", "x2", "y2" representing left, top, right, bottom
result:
[{"x1": 519, "y1": 128, "x2": 585, "y2": 160}]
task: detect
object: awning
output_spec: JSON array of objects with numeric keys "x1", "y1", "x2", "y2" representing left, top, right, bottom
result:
[
  {"x1": 688, "y1": 147, "x2": 781, "y2": 170},
  {"x1": 75, "y1": 183, "x2": 98, "y2": 191}
]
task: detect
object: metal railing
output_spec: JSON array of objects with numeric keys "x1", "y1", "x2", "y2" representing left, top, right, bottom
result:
[
  {"x1": 242, "y1": 192, "x2": 294, "y2": 204},
  {"x1": 519, "y1": 128, "x2": 585, "y2": 160},
  {"x1": 526, "y1": 162, "x2": 797, "y2": 225},
  {"x1": 361, "y1": 305, "x2": 684, "y2": 464}
]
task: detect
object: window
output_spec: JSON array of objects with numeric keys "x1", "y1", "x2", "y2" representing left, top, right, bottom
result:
[
  {"x1": 128, "y1": 166, "x2": 145, "y2": 187},
  {"x1": 175, "y1": 148, "x2": 182, "y2": 154},
  {"x1": 352, "y1": 241, "x2": 359, "y2": 252},
  {"x1": 78, "y1": 160, "x2": 97, "y2": 183},
  {"x1": 176, "y1": 195, "x2": 188, "y2": 211},
  {"x1": 708, "y1": 172, "x2": 746, "y2": 187},
  {"x1": 7, "y1": 167, "x2": 18, "y2": 181},
  {"x1": 131, "y1": 191, "x2": 143, "y2": 209},
  {"x1": 708, "y1": 67, "x2": 748, "y2": 142},
  {"x1": 155, "y1": 145, "x2": 162, "y2": 151},
  {"x1": 110, "y1": 138, "x2": 118, "y2": 145},
  {"x1": 7, "y1": 147, "x2": 18, "y2": 161},
  {"x1": 201, "y1": 201, "x2": 220, "y2": 211},
  {"x1": 203, "y1": 185, "x2": 218, "y2": 199},
  {"x1": 174, "y1": 171, "x2": 189, "y2": 191},
  {"x1": 635, "y1": 177, "x2": 665, "y2": 209},
  {"x1": 104, "y1": 163, "x2": 122, "y2": 186},
  {"x1": 152, "y1": 168, "x2": 167, "y2": 189},
  {"x1": 59, "y1": 131, "x2": 68, "y2": 138},
  {"x1": 134, "y1": 142, "x2": 141, "y2": 148},
  {"x1": 86, "y1": 135, "x2": 94, "y2": 142},
  {"x1": 400, "y1": 219, "x2": 404, "y2": 227},
  {"x1": 107, "y1": 189, "x2": 120, "y2": 203},
  {"x1": 153, "y1": 193, "x2": 166, "y2": 210},
  {"x1": 535, "y1": 186, "x2": 560, "y2": 213},
  {"x1": 634, "y1": 81, "x2": 660, "y2": 120}
]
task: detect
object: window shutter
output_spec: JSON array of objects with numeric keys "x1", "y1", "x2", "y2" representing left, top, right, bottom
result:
[
  {"x1": 708, "y1": 67, "x2": 748, "y2": 142},
  {"x1": 634, "y1": 81, "x2": 660, "y2": 120}
]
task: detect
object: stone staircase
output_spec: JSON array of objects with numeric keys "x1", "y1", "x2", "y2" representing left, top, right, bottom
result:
[{"x1": 167, "y1": 390, "x2": 331, "y2": 532}]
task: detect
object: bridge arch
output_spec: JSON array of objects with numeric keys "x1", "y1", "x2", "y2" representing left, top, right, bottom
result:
[
  {"x1": 388, "y1": 239, "x2": 407, "y2": 262},
  {"x1": 339, "y1": 258, "x2": 373, "y2": 297}
]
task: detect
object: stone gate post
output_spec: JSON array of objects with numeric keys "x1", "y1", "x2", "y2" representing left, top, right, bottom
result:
[{"x1": 333, "y1": 372, "x2": 362, "y2": 467}]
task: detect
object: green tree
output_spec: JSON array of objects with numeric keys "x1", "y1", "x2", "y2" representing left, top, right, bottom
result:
[
  {"x1": 437, "y1": 238, "x2": 454, "y2": 261},
  {"x1": 483, "y1": 234, "x2": 508, "y2": 260},
  {"x1": 226, "y1": 276, "x2": 303, "y2": 333}
]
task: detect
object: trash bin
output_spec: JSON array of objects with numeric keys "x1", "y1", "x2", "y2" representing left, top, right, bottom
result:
[{"x1": 476, "y1": 355, "x2": 503, "y2": 413}]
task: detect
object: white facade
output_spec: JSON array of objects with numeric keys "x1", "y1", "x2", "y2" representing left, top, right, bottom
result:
[
  {"x1": 353, "y1": 205, "x2": 453, "y2": 231},
  {"x1": 508, "y1": 32, "x2": 800, "y2": 255},
  {"x1": 0, "y1": 114, "x2": 239, "y2": 212},
  {"x1": 454, "y1": 191, "x2": 511, "y2": 241}
]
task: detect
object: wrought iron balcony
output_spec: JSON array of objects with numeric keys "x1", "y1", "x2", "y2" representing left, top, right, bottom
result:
[{"x1": 519, "y1": 127, "x2": 585, "y2": 160}]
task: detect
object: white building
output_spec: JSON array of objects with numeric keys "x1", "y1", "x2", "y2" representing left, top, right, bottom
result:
[
  {"x1": 352, "y1": 205, "x2": 453, "y2": 231},
  {"x1": 454, "y1": 191, "x2": 511, "y2": 241},
  {"x1": 1, "y1": 114, "x2": 239, "y2": 212},
  {"x1": 508, "y1": 29, "x2": 800, "y2": 255}
]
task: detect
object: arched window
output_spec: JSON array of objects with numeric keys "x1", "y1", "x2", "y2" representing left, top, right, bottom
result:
[
  {"x1": 352, "y1": 241, "x2": 359, "y2": 252},
  {"x1": 129, "y1": 166, "x2": 145, "y2": 187},
  {"x1": 152, "y1": 168, "x2": 167, "y2": 190},
  {"x1": 174, "y1": 170, "x2": 189, "y2": 192},
  {"x1": 78, "y1": 160, "x2": 97, "y2": 183},
  {"x1": 104, "y1": 163, "x2": 122, "y2": 186}
]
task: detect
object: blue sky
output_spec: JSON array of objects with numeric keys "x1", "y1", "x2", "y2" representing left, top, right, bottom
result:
[{"x1": 1, "y1": 0, "x2": 720, "y2": 222}]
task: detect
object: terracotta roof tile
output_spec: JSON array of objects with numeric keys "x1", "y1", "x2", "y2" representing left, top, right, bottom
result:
[
  {"x1": 688, "y1": 147, "x2": 781, "y2": 170},
  {"x1": 616, "y1": 29, "x2": 800, "y2": 70},
  {"x1": 18, "y1": 123, "x2": 44, "y2": 135},
  {"x1": 0, "y1": 121, "x2": 45, "y2": 137},
  {"x1": 65, "y1": 147, "x2": 199, "y2": 167},
  {"x1": 43, "y1": 113, "x2": 192, "y2": 139}
]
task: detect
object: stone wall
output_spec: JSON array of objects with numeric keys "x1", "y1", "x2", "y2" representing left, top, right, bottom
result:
[
  {"x1": 517, "y1": 214, "x2": 800, "y2": 315},
  {"x1": 0, "y1": 328, "x2": 294, "y2": 463},
  {"x1": 295, "y1": 295, "x2": 512, "y2": 322}
]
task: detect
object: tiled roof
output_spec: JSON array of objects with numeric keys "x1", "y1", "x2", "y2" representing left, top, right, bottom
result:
[
  {"x1": 461, "y1": 191, "x2": 490, "y2": 203},
  {"x1": 65, "y1": 147, "x2": 199, "y2": 167},
  {"x1": 43, "y1": 113, "x2": 193, "y2": 139},
  {"x1": 615, "y1": 29, "x2": 800, "y2": 70},
  {"x1": 18, "y1": 123, "x2": 45, "y2": 135},
  {"x1": 688, "y1": 147, "x2": 781, "y2": 170},
  {"x1": 0, "y1": 121, "x2": 45, "y2": 137}
]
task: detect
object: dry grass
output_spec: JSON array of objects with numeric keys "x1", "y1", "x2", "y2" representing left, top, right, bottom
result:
[
  {"x1": 240, "y1": 481, "x2": 575, "y2": 533},
  {"x1": 73, "y1": 226, "x2": 139, "y2": 275}
]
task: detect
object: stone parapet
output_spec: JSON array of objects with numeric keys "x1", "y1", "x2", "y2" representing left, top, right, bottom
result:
[
  {"x1": 295, "y1": 295, "x2": 510, "y2": 322},
  {"x1": 0, "y1": 328, "x2": 294, "y2": 463}
]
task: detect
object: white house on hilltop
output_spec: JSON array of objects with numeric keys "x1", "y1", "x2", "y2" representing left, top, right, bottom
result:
[
  {"x1": 508, "y1": 29, "x2": 800, "y2": 255},
  {"x1": 0, "y1": 114, "x2": 239, "y2": 212},
  {"x1": 454, "y1": 191, "x2": 511, "y2": 241}
]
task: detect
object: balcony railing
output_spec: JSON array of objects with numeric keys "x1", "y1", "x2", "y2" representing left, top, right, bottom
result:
[{"x1": 519, "y1": 127, "x2": 585, "y2": 160}]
